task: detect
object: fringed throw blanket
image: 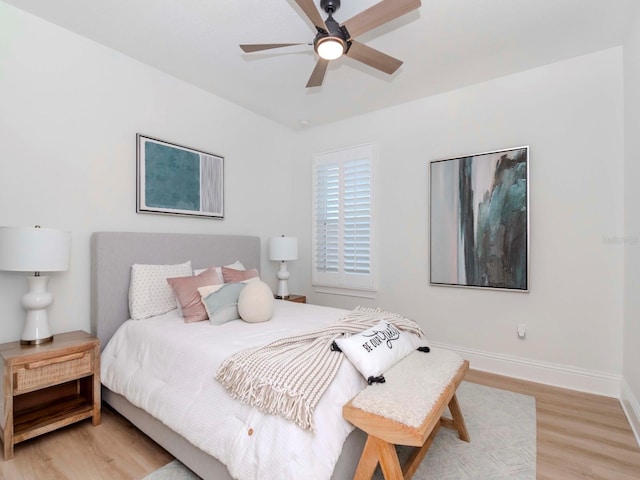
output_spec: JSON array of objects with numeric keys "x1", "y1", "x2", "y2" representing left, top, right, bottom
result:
[{"x1": 215, "y1": 307, "x2": 424, "y2": 431}]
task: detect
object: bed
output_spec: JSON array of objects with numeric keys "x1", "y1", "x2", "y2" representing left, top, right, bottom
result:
[{"x1": 91, "y1": 231, "x2": 367, "y2": 480}]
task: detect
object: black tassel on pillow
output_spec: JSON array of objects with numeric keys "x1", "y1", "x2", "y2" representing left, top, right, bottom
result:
[{"x1": 367, "y1": 375, "x2": 385, "y2": 385}]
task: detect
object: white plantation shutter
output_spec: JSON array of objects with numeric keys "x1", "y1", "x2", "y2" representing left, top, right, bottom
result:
[
  {"x1": 313, "y1": 144, "x2": 375, "y2": 294},
  {"x1": 314, "y1": 162, "x2": 340, "y2": 274},
  {"x1": 343, "y1": 158, "x2": 371, "y2": 274}
]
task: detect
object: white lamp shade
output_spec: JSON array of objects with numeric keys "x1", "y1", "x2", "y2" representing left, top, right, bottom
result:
[
  {"x1": 269, "y1": 236, "x2": 298, "y2": 261},
  {"x1": 0, "y1": 226, "x2": 71, "y2": 272}
]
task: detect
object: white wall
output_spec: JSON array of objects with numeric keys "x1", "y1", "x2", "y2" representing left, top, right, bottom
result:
[
  {"x1": 623, "y1": 4, "x2": 640, "y2": 443},
  {"x1": 304, "y1": 48, "x2": 625, "y2": 393},
  {"x1": 0, "y1": 3, "x2": 306, "y2": 344}
]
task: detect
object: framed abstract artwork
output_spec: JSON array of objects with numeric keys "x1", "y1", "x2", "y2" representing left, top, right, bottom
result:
[
  {"x1": 429, "y1": 146, "x2": 529, "y2": 291},
  {"x1": 136, "y1": 134, "x2": 224, "y2": 219}
]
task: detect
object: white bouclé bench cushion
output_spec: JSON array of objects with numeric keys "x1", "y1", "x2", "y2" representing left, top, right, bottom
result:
[{"x1": 350, "y1": 347, "x2": 465, "y2": 428}]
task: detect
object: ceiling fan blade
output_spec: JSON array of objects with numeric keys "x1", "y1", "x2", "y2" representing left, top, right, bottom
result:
[
  {"x1": 343, "y1": 0, "x2": 421, "y2": 39},
  {"x1": 293, "y1": 0, "x2": 327, "y2": 30},
  {"x1": 240, "y1": 43, "x2": 305, "y2": 53},
  {"x1": 306, "y1": 58, "x2": 329, "y2": 88},
  {"x1": 346, "y1": 40, "x2": 402, "y2": 75}
]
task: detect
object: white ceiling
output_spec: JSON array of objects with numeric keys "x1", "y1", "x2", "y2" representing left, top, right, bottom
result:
[{"x1": 4, "y1": 0, "x2": 637, "y2": 130}]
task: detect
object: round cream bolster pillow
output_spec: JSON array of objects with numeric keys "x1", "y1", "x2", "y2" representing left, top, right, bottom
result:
[{"x1": 238, "y1": 279, "x2": 275, "y2": 323}]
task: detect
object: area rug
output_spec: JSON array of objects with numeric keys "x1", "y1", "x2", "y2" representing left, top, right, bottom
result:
[{"x1": 143, "y1": 381, "x2": 536, "y2": 480}]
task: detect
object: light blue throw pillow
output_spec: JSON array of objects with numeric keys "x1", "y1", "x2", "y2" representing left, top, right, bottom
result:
[{"x1": 201, "y1": 283, "x2": 247, "y2": 325}]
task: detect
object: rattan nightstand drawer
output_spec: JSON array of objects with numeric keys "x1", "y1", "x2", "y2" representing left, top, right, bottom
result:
[{"x1": 14, "y1": 351, "x2": 92, "y2": 395}]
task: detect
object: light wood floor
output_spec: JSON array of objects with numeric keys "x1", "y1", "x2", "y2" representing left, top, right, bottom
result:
[
  {"x1": 464, "y1": 370, "x2": 640, "y2": 480},
  {"x1": 1, "y1": 370, "x2": 639, "y2": 479}
]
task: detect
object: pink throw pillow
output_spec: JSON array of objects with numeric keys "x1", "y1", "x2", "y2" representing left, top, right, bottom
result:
[
  {"x1": 221, "y1": 267, "x2": 259, "y2": 283},
  {"x1": 167, "y1": 267, "x2": 222, "y2": 322}
]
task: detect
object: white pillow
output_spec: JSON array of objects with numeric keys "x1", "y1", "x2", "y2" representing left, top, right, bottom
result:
[
  {"x1": 129, "y1": 261, "x2": 192, "y2": 320},
  {"x1": 238, "y1": 280, "x2": 274, "y2": 323},
  {"x1": 335, "y1": 321, "x2": 429, "y2": 379},
  {"x1": 194, "y1": 261, "x2": 245, "y2": 280}
]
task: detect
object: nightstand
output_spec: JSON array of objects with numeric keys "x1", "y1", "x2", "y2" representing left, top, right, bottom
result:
[
  {"x1": 0, "y1": 330, "x2": 101, "y2": 460},
  {"x1": 283, "y1": 294, "x2": 306, "y2": 304}
]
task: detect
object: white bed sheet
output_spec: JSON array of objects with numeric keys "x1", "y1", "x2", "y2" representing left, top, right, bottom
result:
[{"x1": 101, "y1": 300, "x2": 367, "y2": 480}]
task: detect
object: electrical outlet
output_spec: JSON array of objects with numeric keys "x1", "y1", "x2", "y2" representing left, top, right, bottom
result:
[{"x1": 517, "y1": 323, "x2": 527, "y2": 339}]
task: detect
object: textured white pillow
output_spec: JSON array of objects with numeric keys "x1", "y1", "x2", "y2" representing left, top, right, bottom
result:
[
  {"x1": 194, "y1": 261, "x2": 244, "y2": 278},
  {"x1": 237, "y1": 280, "x2": 274, "y2": 323},
  {"x1": 129, "y1": 261, "x2": 192, "y2": 320},
  {"x1": 335, "y1": 321, "x2": 428, "y2": 379}
]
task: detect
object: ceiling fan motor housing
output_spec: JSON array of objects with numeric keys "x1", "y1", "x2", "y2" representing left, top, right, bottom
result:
[{"x1": 320, "y1": 0, "x2": 341, "y2": 14}]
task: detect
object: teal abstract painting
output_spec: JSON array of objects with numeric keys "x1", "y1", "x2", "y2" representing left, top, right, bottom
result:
[
  {"x1": 145, "y1": 142, "x2": 200, "y2": 211},
  {"x1": 430, "y1": 146, "x2": 528, "y2": 291},
  {"x1": 137, "y1": 135, "x2": 224, "y2": 218}
]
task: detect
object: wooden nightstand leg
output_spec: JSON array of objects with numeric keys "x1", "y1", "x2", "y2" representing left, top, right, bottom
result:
[
  {"x1": 3, "y1": 360, "x2": 14, "y2": 460},
  {"x1": 2, "y1": 435, "x2": 13, "y2": 461},
  {"x1": 91, "y1": 343, "x2": 101, "y2": 425}
]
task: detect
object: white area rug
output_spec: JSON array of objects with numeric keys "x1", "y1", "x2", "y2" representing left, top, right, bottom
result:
[
  {"x1": 143, "y1": 381, "x2": 536, "y2": 480},
  {"x1": 143, "y1": 460, "x2": 200, "y2": 480}
]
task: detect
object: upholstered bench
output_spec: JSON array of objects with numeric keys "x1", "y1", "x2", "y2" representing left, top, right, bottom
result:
[{"x1": 342, "y1": 348, "x2": 470, "y2": 480}]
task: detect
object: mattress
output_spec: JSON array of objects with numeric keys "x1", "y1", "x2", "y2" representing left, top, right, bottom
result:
[{"x1": 101, "y1": 300, "x2": 367, "y2": 480}]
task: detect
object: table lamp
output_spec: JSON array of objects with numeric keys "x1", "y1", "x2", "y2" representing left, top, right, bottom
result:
[
  {"x1": 269, "y1": 235, "x2": 298, "y2": 299},
  {"x1": 0, "y1": 226, "x2": 71, "y2": 345}
]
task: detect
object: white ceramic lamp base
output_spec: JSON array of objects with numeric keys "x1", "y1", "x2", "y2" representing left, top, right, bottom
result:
[
  {"x1": 275, "y1": 261, "x2": 291, "y2": 299},
  {"x1": 21, "y1": 276, "x2": 54, "y2": 345}
]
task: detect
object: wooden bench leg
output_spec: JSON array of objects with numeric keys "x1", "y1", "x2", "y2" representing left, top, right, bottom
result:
[
  {"x1": 402, "y1": 423, "x2": 441, "y2": 480},
  {"x1": 353, "y1": 435, "x2": 404, "y2": 480},
  {"x1": 353, "y1": 415, "x2": 466, "y2": 480},
  {"x1": 344, "y1": 360, "x2": 471, "y2": 480},
  {"x1": 377, "y1": 438, "x2": 403, "y2": 480},
  {"x1": 353, "y1": 435, "x2": 384, "y2": 480},
  {"x1": 447, "y1": 393, "x2": 470, "y2": 442}
]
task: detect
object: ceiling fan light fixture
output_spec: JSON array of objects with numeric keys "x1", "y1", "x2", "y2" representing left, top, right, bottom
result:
[
  {"x1": 240, "y1": 0, "x2": 422, "y2": 87},
  {"x1": 316, "y1": 36, "x2": 346, "y2": 60}
]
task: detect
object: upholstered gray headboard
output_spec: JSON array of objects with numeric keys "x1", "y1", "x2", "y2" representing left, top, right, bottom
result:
[{"x1": 91, "y1": 232, "x2": 261, "y2": 350}]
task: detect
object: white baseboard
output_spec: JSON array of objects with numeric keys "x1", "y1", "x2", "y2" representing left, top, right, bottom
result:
[
  {"x1": 431, "y1": 341, "x2": 621, "y2": 398},
  {"x1": 621, "y1": 378, "x2": 640, "y2": 448}
]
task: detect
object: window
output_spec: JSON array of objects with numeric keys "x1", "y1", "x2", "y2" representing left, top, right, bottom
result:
[{"x1": 312, "y1": 144, "x2": 375, "y2": 296}]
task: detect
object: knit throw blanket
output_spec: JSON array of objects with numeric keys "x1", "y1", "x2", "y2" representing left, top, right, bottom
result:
[{"x1": 215, "y1": 307, "x2": 424, "y2": 431}]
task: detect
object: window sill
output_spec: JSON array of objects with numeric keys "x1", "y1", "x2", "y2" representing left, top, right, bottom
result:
[{"x1": 312, "y1": 285, "x2": 377, "y2": 299}]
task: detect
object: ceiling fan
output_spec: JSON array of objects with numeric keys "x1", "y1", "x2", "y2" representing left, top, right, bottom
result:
[{"x1": 240, "y1": 0, "x2": 422, "y2": 88}]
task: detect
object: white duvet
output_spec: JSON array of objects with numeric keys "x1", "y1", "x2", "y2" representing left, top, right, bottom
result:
[{"x1": 101, "y1": 300, "x2": 367, "y2": 480}]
